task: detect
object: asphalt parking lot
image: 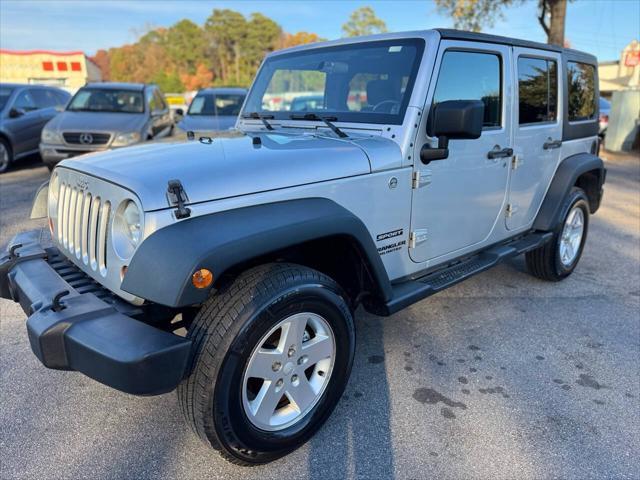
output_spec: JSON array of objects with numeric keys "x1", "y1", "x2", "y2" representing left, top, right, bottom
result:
[{"x1": 1, "y1": 152, "x2": 639, "y2": 480}]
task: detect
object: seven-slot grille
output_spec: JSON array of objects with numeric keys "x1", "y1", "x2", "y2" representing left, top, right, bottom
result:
[
  {"x1": 63, "y1": 132, "x2": 111, "y2": 145},
  {"x1": 56, "y1": 181, "x2": 111, "y2": 276}
]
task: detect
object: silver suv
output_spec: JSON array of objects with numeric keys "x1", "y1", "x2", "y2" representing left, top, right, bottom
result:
[
  {"x1": 39, "y1": 82, "x2": 173, "y2": 169},
  {"x1": 1, "y1": 29, "x2": 605, "y2": 465}
]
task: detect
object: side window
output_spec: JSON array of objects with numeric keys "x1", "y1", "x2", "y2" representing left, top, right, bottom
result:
[
  {"x1": 13, "y1": 90, "x2": 38, "y2": 112},
  {"x1": 518, "y1": 57, "x2": 558, "y2": 124},
  {"x1": 567, "y1": 61, "x2": 596, "y2": 121},
  {"x1": 31, "y1": 89, "x2": 57, "y2": 109},
  {"x1": 53, "y1": 90, "x2": 70, "y2": 108},
  {"x1": 433, "y1": 50, "x2": 502, "y2": 128}
]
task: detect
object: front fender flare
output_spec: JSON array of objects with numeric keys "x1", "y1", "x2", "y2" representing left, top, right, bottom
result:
[
  {"x1": 533, "y1": 153, "x2": 604, "y2": 231},
  {"x1": 121, "y1": 198, "x2": 392, "y2": 307}
]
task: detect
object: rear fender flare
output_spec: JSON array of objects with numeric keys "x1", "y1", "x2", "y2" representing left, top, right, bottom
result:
[{"x1": 533, "y1": 153, "x2": 604, "y2": 231}]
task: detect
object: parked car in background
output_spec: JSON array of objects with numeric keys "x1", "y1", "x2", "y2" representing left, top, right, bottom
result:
[
  {"x1": 290, "y1": 94, "x2": 325, "y2": 112},
  {"x1": 39, "y1": 82, "x2": 173, "y2": 170},
  {"x1": 0, "y1": 83, "x2": 70, "y2": 173},
  {"x1": 599, "y1": 97, "x2": 611, "y2": 138},
  {"x1": 177, "y1": 87, "x2": 246, "y2": 133}
]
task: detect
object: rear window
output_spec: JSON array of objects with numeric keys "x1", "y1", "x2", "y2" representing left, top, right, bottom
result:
[
  {"x1": 567, "y1": 61, "x2": 596, "y2": 122},
  {"x1": 518, "y1": 57, "x2": 558, "y2": 125}
]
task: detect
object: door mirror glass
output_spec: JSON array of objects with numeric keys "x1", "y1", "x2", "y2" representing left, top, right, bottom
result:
[
  {"x1": 9, "y1": 108, "x2": 24, "y2": 118},
  {"x1": 421, "y1": 100, "x2": 484, "y2": 163}
]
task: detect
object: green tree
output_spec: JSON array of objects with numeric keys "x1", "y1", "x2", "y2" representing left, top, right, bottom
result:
[
  {"x1": 165, "y1": 19, "x2": 207, "y2": 75},
  {"x1": 105, "y1": 9, "x2": 322, "y2": 90},
  {"x1": 434, "y1": 0, "x2": 568, "y2": 46},
  {"x1": 342, "y1": 6, "x2": 387, "y2": 38},
  {"x1": 204, "y1": 9, "x2": 247, "y2": 85}
]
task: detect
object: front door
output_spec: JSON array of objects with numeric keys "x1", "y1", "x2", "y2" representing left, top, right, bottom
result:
[
  {"x1": 507, "y1": 48, "x2": 563, "y2": 230},
  {"x1": 409, "y1": 41, "x2": 513, "y2": 264}
]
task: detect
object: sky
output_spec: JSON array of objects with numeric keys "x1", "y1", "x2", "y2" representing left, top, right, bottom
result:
[{"x1": 1, "y1": 0, "x2": 638, "y2": 62}]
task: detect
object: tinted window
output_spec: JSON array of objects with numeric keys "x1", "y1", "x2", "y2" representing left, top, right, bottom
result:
[
  {"x1": 56, "y1": 90, "x2": 71, "y2": 107},
  {"x1": 567, "y1": 61, "x2": 596, "y2": 121},
  {"x1": 433, "y1": 51, "x2": 502, "y2": 128},
  {"x1": 31, "y1": 89, "x2": 58, "y2": 109},
  {"x1": 68, "y1": 88, "x2": 144, "y2": 113},
  {"x1": 243, "y1": 39, "x2": 425, "y2": 125},
  {"x1": 188, "y1": 93, "x2": 246, "y2": 116},
  {"x1": 13, "y1": 90, "x2": 37, "y2": 111},
  {"x1": 0, "y1": 86, "x2": 14, "y2": 110},
  {"x1": 518, "y1": 57, "x2": 558, "y2": 124}
]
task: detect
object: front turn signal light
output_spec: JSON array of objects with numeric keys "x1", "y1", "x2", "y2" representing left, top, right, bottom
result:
[{"x1": 192, "y1": 268, "x2": 213, "y2": 289}]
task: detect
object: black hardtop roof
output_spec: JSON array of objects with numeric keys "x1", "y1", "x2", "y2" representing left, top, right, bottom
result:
[{"x1": 436, "y1": 29, "x2": 597, "y2": 64}]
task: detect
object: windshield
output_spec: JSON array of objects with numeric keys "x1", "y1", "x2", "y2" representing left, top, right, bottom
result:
[
  {"x1": 188, "y1": 93, "x2": 246, "y2": 116},
  {"x1": 0, "y1": 87, "x2": 14, "y2": 111},
  {"x1": 67, "y1": 88, "x2": 144, "y2": 113},
  {"x1": 243, "y1": 38, "x2": 425, "y2": 125}
]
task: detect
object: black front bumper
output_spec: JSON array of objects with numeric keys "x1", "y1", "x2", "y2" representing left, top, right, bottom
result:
[{"x1": 1, "y1": 230, "x2": 192, "y2": 395}]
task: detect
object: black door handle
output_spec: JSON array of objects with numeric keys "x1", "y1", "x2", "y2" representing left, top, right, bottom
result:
[
  {"x1": 487, "y1": 147, "x2": 513, "y2": 159},
  {"x1": 543, "y1": 139, "x2": 562, "y2": 149}
]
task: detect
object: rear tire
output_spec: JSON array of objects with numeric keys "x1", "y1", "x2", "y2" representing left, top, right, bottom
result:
[
  {"x1": 526, "y1": 187, "x2": 590, "y2": 281},
  {"x1": 178, "y1": 263, "x2": 355, "y2": 465}
]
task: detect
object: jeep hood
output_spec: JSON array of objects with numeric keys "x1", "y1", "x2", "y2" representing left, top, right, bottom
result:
[
  {"x1": 59, "y1": 132, "x2": 376, "y2": 211},
  {"x1": 46, "y1": 111, "x2": 147, "y2": 133}
]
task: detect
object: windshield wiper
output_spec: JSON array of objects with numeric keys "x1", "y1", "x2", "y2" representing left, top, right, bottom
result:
[
  {"x1": 242, "y1": 112, "x2": 274, "y2": 130},
  {"x1": 289, "y1": 113, "x2": 348, "y2": 138}
]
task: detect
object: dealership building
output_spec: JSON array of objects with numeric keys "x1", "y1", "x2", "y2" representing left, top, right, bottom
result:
[{"x1": 0, "y1": 49, "x2": 102, "y2": 92}]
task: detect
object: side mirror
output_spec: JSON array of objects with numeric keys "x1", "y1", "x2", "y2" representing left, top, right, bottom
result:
[
  {"x1": 9, "y1": 108, "x2": 24, "y2": 118},
  {"x1": 175, "y1": 108, "x2": 184, "y2": 116},
  {"x1": 420, "y1": 100, "x2": 484, "y2": 163}
]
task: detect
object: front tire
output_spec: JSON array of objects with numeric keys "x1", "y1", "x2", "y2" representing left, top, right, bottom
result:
[
  {"x1": 178, "y1": 263, "x2": 355, "y2": 465},
  {"x1": 526, "y1": 187, "x2": 590, "y2": 281},
  {"x1": 0, "y1": 137, "x2": 12, "y2": 173}
]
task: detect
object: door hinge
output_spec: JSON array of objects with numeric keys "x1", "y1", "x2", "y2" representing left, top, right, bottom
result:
[
  {"x1": 409, "y1": 229, "x2": 429, "y2": 248},
  {"x1": 511, "y1": 154, "x2": 524, "y2": 170},
  {"x1": 505, "y1": 204, "x2": 518, "y2": 218},
  {"x1": 412, "y1": 170, "x2": 432, "y2": 189}
]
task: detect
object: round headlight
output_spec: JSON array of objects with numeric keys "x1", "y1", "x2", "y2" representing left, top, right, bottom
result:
[{"x1": 112, "y1": 200, "x2": 142, "y2": 260}]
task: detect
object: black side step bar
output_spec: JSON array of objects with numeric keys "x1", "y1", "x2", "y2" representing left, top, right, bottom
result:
[{"x1": 381, "y1": 231, "x2": 553, "y2": 315}]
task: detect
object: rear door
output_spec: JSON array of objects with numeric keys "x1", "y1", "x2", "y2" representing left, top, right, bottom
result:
[
  {"x1": 409, "y1": 41, "x2": 513, "y2": 264},
  {"x1": 507, "y1": 48, "x2": 563, "y2": 230}
]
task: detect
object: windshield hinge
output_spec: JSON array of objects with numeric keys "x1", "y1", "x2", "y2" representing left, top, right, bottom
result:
[{"x1": 167, "y1": 180, "x2": 191, "y2": 219}]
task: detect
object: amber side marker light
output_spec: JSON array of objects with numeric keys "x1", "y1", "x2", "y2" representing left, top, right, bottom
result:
[
  {"x1": 48, "y1": 218, "x2": 54, "y2": 235},
  {"x1": 120, "y1": 265, "x2": 128, "y2": 281},
  {"x1": 192, "y1": 268, "x2": 213, "y2": 289}
]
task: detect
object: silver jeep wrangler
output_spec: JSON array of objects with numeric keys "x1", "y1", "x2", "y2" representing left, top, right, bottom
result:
[{"x1": 0, "y1": 29, "x2": 605, "y2": 465}]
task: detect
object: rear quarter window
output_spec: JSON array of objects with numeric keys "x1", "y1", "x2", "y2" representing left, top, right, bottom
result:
[{"x1": 567, "y1": 61, "x2": 596, "y2": 122}]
